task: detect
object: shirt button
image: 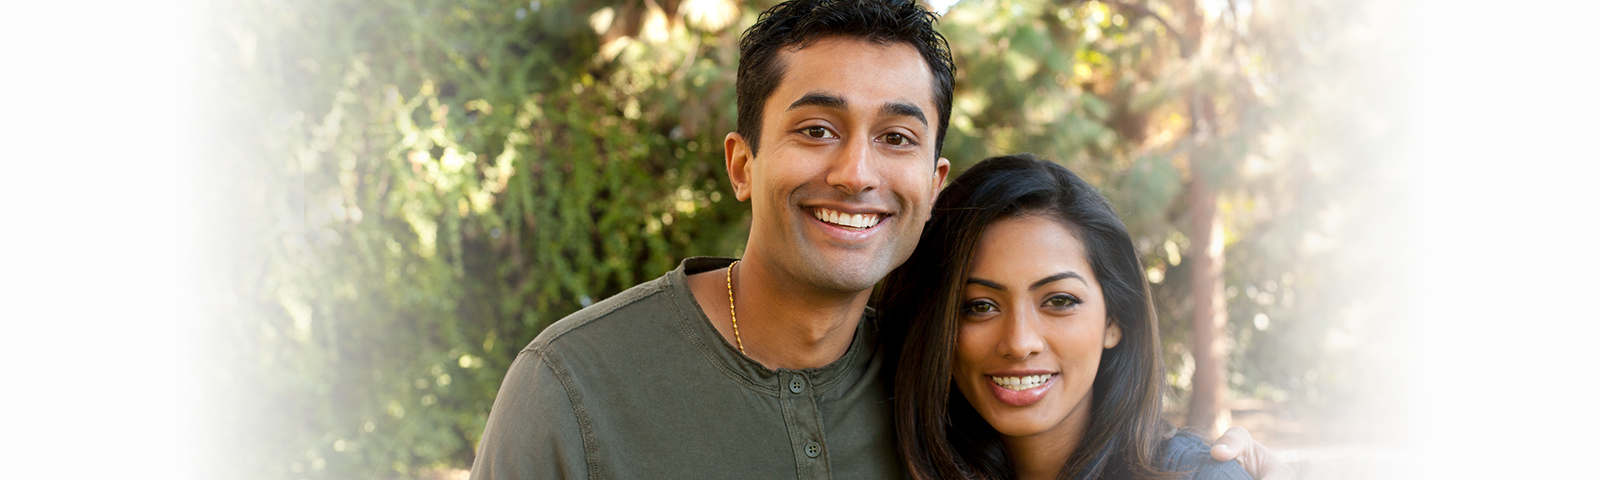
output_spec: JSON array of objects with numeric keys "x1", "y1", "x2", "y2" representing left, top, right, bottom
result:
[
  {"x1": 805, "y1": 440, "x2": 821, "y2": 458},
  {"x1": 789, "y1": 377, "x2": 805, "y2": 394}
]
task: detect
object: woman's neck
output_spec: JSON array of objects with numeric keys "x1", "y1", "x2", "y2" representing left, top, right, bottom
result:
[{"x1": 1001, "y1": 396, "x2": 1094, "y2": 480}]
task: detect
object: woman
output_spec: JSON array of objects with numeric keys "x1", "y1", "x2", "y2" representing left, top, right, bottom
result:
[{"x1": 881, "y1": 154, "x2": 1248, "y2": 480}]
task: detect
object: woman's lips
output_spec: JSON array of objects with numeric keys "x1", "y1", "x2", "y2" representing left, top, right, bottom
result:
[{"x1": 986, "y1": 373, "x2": 1058, "y2": 407}]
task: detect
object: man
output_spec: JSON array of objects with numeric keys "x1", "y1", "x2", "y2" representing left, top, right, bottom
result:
[{"x1": 471, "y1": 1, "x2": 1288, "y2": 478}]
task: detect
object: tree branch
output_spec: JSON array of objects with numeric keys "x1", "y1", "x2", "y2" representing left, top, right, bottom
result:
[{"x1": 1103, "y1": 0, "x2": 1192, "y2": 57}]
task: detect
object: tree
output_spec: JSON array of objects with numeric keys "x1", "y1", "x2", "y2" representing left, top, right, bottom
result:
[
  {"x1": 203, "y1": 0, "x2": 1396, "y2": 476},
  {"x1": 205, "y1": 0, "x2": 752, "y2": 477}
]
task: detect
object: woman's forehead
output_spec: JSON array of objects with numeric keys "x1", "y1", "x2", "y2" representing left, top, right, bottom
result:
[{"x1": 969, "y1": 215, "x2": 1094, "y2": 283}]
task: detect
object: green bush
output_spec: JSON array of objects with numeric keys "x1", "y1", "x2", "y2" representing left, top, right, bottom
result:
[
  {"x1": 209, "y1": 0, "x2": 751, "y2": 477},
  {"x1": 205, "y1": 0, "x2": 1394, "y2": 477}
]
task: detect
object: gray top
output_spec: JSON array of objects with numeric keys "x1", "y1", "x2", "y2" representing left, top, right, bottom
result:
[
  {"x1": 1161, "y1": 431, "x2": 1253, "y2": 480},
  {"x1": 470, "y1": 257, "x2": 900, "y2": 480}
]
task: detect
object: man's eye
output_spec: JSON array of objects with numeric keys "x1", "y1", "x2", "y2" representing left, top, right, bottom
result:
[
  {"x1": 1044, "y1": 294, "x2": 1081, "y2": 309},
  {"x1": 881, "y1": 133, "x2": 912, "y2": 146},
  {"x1": 801, "y1": 126, "x2": 836, "y2": 138}
]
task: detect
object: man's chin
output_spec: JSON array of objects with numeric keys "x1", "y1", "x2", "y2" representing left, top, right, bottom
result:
[{"x1": 793, "y1": 253, "x2": 890, "y2": 294}]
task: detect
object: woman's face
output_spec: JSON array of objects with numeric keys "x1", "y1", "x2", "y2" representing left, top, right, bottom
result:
[{"x1": 951, "y1": 214, "x2": 1122, "y2": 441}]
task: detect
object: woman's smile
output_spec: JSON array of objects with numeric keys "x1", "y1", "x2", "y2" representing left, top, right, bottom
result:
[{"x1": 986, "y1": 372, "x2": 1059, "y2": 407}]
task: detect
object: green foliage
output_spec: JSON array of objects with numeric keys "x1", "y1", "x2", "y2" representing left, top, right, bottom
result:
[
  {"x1": 205, "y1": 0, "x2": 1390, "y2": 477},
  {"x1": 208, "y1": 0, "x2": 748, "y2": 478},
  {"x1": 940, "y1": 0, "x2": 1395, "y2": 415}
]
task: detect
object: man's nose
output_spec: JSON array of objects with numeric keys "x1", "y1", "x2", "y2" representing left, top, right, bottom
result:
[
  {"x1": 999, "y1": 310, "x2": 1045, "y2": 361},
  {"x1": 826, "y1": 136, "x2": 878, "y2": 196}
]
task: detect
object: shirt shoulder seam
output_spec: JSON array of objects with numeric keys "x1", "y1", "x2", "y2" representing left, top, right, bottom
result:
[
  {"x1": 535, "y1": 349, "x2": 600, "y2": 479},
  {"x1": 521, "y1": 278, "x2": 669, "y2": 355}
]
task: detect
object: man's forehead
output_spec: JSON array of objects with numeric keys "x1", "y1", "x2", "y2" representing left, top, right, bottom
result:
[{"x1": 766, "y1": 37, "x2": 938, "y2": 119}]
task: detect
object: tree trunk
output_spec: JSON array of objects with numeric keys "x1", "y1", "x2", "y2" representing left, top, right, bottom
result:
[
  {"x1": 1163, "y1": 0, "x2": 1230, "y2": 439},
  {"x1": 1185, "y1": 172, "x2": 1229, "y2": 438}
]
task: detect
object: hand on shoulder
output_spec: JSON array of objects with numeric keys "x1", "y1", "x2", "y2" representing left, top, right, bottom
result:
[{"x1": 1210, "y1": 427, "x2": 1295, "y2": 480}]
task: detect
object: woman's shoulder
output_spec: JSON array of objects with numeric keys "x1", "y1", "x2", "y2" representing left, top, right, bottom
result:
[{"x1": 1159, "y1": 431, "x2": 1254, "y2": 480}]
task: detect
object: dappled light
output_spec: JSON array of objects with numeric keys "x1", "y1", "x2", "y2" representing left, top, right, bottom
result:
[{"x1": 200, "y1": 0, "x2": 1409, "y2": 478}]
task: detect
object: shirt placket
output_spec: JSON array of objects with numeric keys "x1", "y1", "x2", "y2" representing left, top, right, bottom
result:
[{"x1": 778, "y1": 371, "x2": 830, "y2": 480}]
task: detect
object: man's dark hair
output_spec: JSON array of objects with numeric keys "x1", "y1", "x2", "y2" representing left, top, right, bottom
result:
[{"x1": 736, "y1": 0, "x2": 955, "y2": 158}]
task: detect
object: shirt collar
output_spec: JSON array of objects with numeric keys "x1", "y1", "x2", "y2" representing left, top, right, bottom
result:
[{"x1": 669, "y1": 256, "x2": 879, "y2": 396}]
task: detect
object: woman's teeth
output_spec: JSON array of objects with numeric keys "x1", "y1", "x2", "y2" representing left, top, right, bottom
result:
[
  {"x1": 813, "y1": 208, "x2": 881, "y2": 229},
  {"x1": 990, "y1": 374, "x2": 1051, "y2": 391}
]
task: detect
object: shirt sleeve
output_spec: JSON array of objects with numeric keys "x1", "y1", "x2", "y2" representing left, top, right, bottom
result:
[
  {"x1": 1189, "y1": 459, "x2": 1253, "y2": 480},
  {"x1": 469, "y1": 350, "x2": 591, "y2": 480},
  {"x1": 1163, "y1": 432, "x2": 1254, "y2": 480}
]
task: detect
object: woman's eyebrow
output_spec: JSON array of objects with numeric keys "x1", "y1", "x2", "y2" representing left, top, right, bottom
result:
[
  {"x1": 1030, "y1": 272, "x2": 1085, "y2": 290},
  {"x1": 966, "y1": 272, "x2": 1086, "y2": 291},
  {"x1": 965, "y1": 277, "x2": 1004, "y2": 290}
]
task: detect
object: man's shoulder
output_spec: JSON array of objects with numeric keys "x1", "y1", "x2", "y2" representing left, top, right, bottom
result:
[{"x1": 521, "y1": 272, "x2": 683, "y2": 355}]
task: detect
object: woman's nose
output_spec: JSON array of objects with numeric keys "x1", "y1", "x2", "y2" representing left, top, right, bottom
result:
[{"x1": 998, "y1": 310, "x2": 1045, "y2": 360}]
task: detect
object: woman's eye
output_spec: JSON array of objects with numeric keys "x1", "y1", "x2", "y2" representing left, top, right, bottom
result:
[
  {"x1": 1044, "y1": 294, "x2": 1081, "y2": 309},
  {"x1": 801, "y1": 126, "x2": 836, "y2": 139},
  {"x1": 881, "y1": 133, "x2": 912, "y2": 146},
  {"x1": 962, "y1": 300, "x2": 998, "y2": 315}
]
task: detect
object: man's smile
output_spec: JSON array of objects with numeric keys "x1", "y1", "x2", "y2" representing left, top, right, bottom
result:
[{"x1": 811, "y1": 206, "x2": 885, "y2": 230}]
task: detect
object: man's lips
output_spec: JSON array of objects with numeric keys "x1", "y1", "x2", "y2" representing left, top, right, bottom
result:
[{"x1": 809, "y1": 206, "x2": 889, "y2": 230}]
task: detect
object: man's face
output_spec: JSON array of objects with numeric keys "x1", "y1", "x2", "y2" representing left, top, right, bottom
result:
[{"x1": 726, "y1": 36, "x2": 951, "y2": 294}]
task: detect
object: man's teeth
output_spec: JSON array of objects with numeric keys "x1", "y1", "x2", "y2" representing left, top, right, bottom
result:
[
  {"x1": 990, "y1": 374, "x2": 1051, "y2": 391},
  {"x1": 813, "y1": 208, "x2": 881, "y2": 229}
]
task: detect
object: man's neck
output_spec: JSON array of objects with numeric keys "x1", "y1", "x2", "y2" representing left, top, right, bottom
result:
[{"x1": 687, "y1": 258, "x2": 871, "y2": 370}]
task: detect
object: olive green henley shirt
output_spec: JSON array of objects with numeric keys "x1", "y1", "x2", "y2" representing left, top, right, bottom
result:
[{"x1": 470, "y1": 257, "x2": 901, "y2": 479}]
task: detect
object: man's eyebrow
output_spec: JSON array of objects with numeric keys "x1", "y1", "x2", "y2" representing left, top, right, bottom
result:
[
  {"x1": 880, "y1": 102, "x2": 928, "y2": 127},
  {"x1": 786, "y1": 93, "x2": 928, "y2": 129},
  {"x1": 965, "y1": 272, "x2": 1087, "y2": 291},
  {"x1": 787, "y1": 92, "x2": 847, "y2": 111}
]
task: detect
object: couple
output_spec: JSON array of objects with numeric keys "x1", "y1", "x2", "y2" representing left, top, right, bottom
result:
[{"x1": 472, "y1": 0, "x2": 1289, "y2": 478}]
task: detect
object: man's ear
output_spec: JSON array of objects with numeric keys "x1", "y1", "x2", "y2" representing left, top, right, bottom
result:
[
  {"x1": 928, "y1": 156, "x2": 952, "y2": 205},
  {"x1": 1103, "y1": 321, "x2": 1123, "y2": 349},
  {"x1": 725, "y1": 132, "x2": 754, "y2": 202}
]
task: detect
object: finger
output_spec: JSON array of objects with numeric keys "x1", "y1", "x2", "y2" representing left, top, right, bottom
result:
[{"x1": 1210, "y1": 426, "x2": 1255, "y2": 461}]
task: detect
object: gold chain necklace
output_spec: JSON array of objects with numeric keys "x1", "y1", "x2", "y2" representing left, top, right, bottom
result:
[{"x1": 726, "y1": 260, "x2": 745, "y2": 354}]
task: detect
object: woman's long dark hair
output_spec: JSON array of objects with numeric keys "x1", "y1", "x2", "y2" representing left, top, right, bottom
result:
[{"x1": 881, "y1": 154, "x2": 1176, "y2": 480}]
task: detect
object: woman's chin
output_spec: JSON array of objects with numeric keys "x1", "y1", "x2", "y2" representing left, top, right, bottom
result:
[
  {"x1": 982, "y1": 410, "x2": 1058, "y2": 439},
  {"x1": 973, "y1": 397, "x2": 1064, "y2": 439}
]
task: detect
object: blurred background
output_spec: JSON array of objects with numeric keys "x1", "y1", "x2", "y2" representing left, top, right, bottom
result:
[{"x1": 1, "y1": 0, "x2": 1595, "y2": 479}]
